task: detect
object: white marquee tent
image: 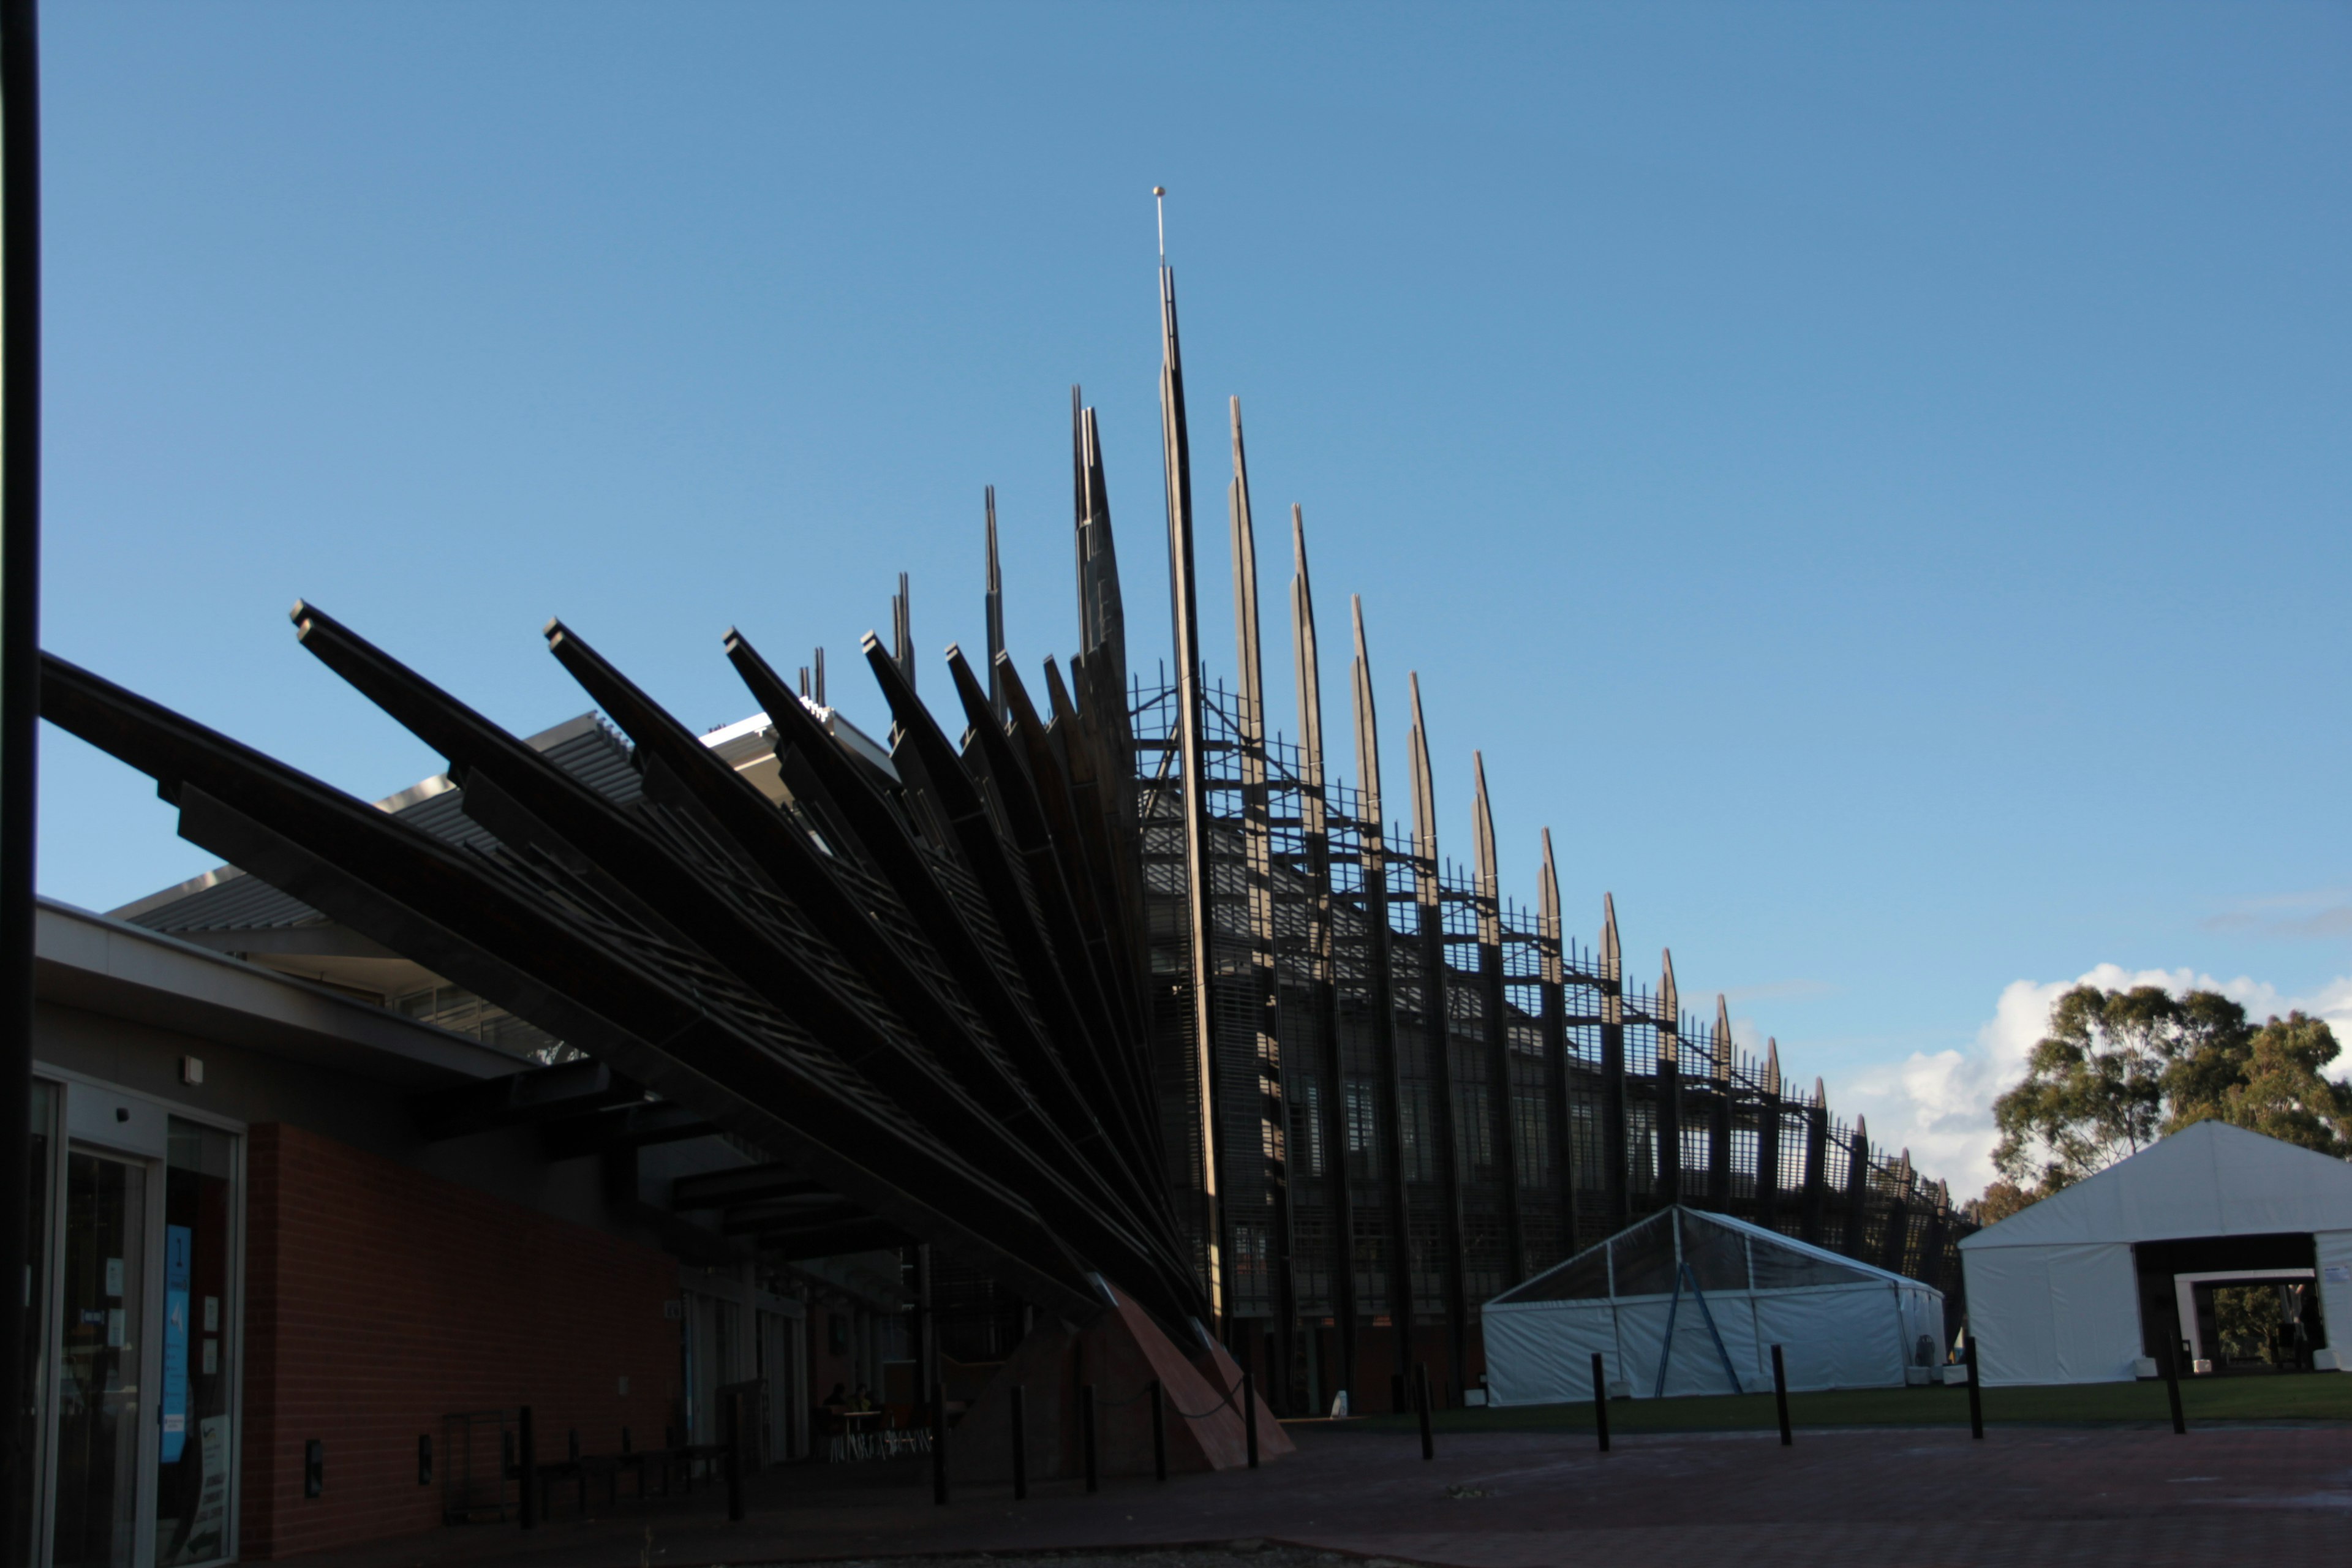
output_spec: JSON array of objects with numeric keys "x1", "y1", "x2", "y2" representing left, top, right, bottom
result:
[
  {"x1": 1958, "y1": 1120, "x2": 2352, "y2": 1386},
  {"x1": 1482, "y1": 1205, "x2": 1945, "y2": 1404}
]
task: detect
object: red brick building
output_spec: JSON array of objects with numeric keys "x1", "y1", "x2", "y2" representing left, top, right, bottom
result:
[{"x1": 26, "y1": 894, "x2": 906, "y2": 1565}]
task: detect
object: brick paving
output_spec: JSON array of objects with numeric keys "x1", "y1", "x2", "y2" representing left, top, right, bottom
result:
[{"x1": 303, "y1": 1420, "x2": 2352, "y2": 1568}]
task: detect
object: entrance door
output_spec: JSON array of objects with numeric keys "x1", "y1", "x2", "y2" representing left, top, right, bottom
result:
[{"x1": 50, "y1": 1152, "x2": 148, "y2": 1568}]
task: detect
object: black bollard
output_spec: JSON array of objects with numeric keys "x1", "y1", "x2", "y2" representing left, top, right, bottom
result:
[
  {"x1": 1243, "y1": 1368, "x2": 1258, "y2": 1469},
  {"x1": 1771, "y1": 1344, "x2": 1793, "y2": 1447},
  {"x1": 1151, "y1": 1379, "x2": 1167, "y2": 1482},
  {"x1": 1964, "y1": 1333, "x2": 1984, "y2": 1441},
  {"x1": 1082, "y1": 1383, "x2": 1099, "y2": 1493},
  {"x1": 725, "y1": 1389, "x2": 745, "y2": 1523},
  {"x1": 1414, "y1": 1362, "x2": 1434, "y2": 1461},
  {"x1": 1011, "y1": 1384, "x2": 1028, "y2": 1500},
  {"x1": 2163, "y1": 1347, "x2": 2187, "y2": 1436},
  {"x1": 1591, "y1": 1353, "x2": 1610, "y2": 1453},
  {"x1": 930, "y1": 1381, "x2": 949, "y2": 1504},
  {"x1": 518, "y1": 1405, "x2": 537, "y2": 1530}
]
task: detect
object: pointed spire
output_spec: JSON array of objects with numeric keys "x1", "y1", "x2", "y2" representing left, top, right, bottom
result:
[
  {"x1": 1765, "y1": 1037, "x2": 1781, "y2": 1097},
  {"x1": 890, "y1": 572, "x2": 915, "y2": 696},
  {"x1": 1814, "y1": 1076, "x2": 1827, "y2": 1108},
  {"x1": 1538, "y1": 828, "x2": 1562, "y2": 986},
  {"x1": 1659, "y1": 948, "x2": 1679, "y2": 1063},
  {"x1": 1714, "y1": 993, "x2": 1733, "y2": 1082},
  {"x1": 1229, "y1": 398, "x2": 1265, "y2": 738},
  {"x1": 1349, "y1": 596, "x2": 1382, "y2": 826},
  {"x1": 984, "y1": 486, "x2": 1005, "y2": 722},
  {"x1": 1406, "y1": 673, "x2": 1437, "y2": 891},
  {"x1": 1154, "y1": 192, "x2": 1221, "y2": 1323},
  {"x1": 1600, "y1": 892, "x2": 1621, "y2": 982},
  {"x1": 1289, "y1": 505, "x2": 1325, "y2": 803},
  {"x1": 1471, "y1": 752, "x2": 1500, "y2": 944},
  {"x1": 1072, "y1": 388, "x2": 1126, "y2": 693}
]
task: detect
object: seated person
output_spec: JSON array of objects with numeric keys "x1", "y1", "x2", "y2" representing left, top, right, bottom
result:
[
  {"x1": 851, "y1": 1385, "x2": 876, "y2": 1412},
  {"x1": 821, "y1": 1383, "x2": 849, "y2": 1413}
]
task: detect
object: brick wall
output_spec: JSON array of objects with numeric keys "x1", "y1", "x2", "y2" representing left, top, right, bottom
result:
[{"x1": 239, "y1": 1123, "x2": 680, "y2": 1559}]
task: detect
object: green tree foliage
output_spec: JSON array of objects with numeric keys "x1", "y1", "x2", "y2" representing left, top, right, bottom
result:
[{"x1": 1986, "y1": 986, "x2": 2352, "y2": 1213}]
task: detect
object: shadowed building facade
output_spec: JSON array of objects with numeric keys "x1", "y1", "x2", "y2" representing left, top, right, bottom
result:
[{"x1": 23, "y1": 249, "x2": 1966, "y2": 1561}]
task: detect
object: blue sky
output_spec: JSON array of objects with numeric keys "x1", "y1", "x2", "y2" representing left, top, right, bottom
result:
[{"x1": 33, "y1": 4, "x2": 2351, "y2": 1193}]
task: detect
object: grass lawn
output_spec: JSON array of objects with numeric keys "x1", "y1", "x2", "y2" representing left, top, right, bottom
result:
[{"x1": 1312, "y1": 1373, "x2": 2352, "y2": 1436}]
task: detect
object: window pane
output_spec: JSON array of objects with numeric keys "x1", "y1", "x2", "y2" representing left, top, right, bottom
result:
[{"x1": 156, "y1": 1119, "x2": 236, "y2": 1566}]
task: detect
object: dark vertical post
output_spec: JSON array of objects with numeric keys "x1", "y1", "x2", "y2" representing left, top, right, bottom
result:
[
  {"x1": 0, "y1": 3, "x2": 40, "y2": 1558},
  {"x1": 1150, "y1": 1378, "x2": 1167, "y2": 1482},
  {"x1": 1472, "y1": 757, "x2": 1525, "y2": 1284},
  {"x1": 1009, "y1": 1384, "x2": 1027, "y2": 1499},
  {"x1": 1080, "y1": 1384, "x2": 1098, "y2": 1493},
  {"x1": 930, "y1": 1381, "x2": 948, "y2": 1504},
  {"x1": 1964, "y1": 1333, "x2": 1983, "y2": 1441},
  {"x1": 518, "y1": 1406, "x2": 537, "y2": 1529},
  {"x1": 1291, "y1": 511, "x2": 1359, "y2": 1408},
  {"x1": 1243, "y1": 1368, "x2": 1257, "y2": 1469},
  {"x1": 725, "y1": 1389, "x2": 744, "y2": 1523},
  {"x1": 1537, "y1": 833, "x2": 1577, "y2": 1257},
  {"x1": 1877, "y1": 1149, "x2": 1912, "y2": 1275},
  {"x1": 1771, "y1": 1344, "x2": 1792, "y2": 1447},
  {"x1": 1414, "y1": 1360, "x2": 1434, "y2": 1461},
  {"x1": 1841, "y1": 1117, "x2": 1873, "y2": 1259},
  {"x1": 1653, "y1": 951, "x2": 1683, "y2": 1207},
  {"x1": 2163, "y1": 1346, "x2": 2186, "y2": 1436},
  {"x1": 1754, "y1": 1042, "x2": 1783, "y2": 1232},
  {"x1": 1800, "y1": 1084, "x2": 1830, "y2": 1246},
  {"x1": 1708, "y1": 997, "x2": 1734, "y2": 1209},
  {"x1": 1591, "y1": 1353, "x2": 1610, "y2": 1452},
  {"x1": 1406, "y1": 677, "x2": 1469, "y2": 1403},
  {"x1": 1599, "y1": 897, "x2": 1629, "y2": 1231},
  {"x1": 1653, "y1": 1040, "x2": 1681, "y2": 1205},
  {"x1": 1351, "y1": 605, "x2": 1417, "y2": 1395},
  {"x1": 912, "y1": 1244, "x2": 935, "y2": 1422}
]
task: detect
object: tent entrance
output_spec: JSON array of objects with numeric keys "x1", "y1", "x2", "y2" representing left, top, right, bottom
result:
[{"x1": 2130, "y1": 1233, "x2": 2326, "y2": 1372}]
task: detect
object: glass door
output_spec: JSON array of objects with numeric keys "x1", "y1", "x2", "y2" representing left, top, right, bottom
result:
[
  {"x1": 153, "y1": 1120, "x2": 235, "y2": 1567},
  {"x1": 51, "y1": 1152, "x2": 147, "y2": 1568}
]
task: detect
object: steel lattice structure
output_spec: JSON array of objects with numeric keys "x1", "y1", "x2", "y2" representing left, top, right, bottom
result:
[
  {"x1": 41, "y1": 255, "x2": 1965, "y2": 1417},
  {"x1": 1123, "y1": 257, "x2": 1965, "y2": 1408}
]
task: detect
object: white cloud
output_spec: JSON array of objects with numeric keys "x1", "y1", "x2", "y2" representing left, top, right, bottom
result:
[{"x1": 1833, "y1": 965, "x2": 2352, "y2": 1202}]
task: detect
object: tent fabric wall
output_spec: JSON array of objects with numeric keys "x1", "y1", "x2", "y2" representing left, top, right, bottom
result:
[
  {"x1": 1483, "y1": 1206, "x2": 1945, "y2": 1404},
  {"x1": 2317, "y1": 1230, "x2": 2352, "y2": 1358},
  {"x1": 1962, "y1": 1242, "x2": 2139, "y2": 1387}
]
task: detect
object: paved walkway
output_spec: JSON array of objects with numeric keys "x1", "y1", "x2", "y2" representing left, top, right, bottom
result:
[{"x1": 315, "y1": 1420, "x2": 2352, "y2": 1568}]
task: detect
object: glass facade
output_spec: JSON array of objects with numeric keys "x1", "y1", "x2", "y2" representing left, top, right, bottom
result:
[{"x1": 23, "y1": 1079, "x2": 239, "y2": 1568}]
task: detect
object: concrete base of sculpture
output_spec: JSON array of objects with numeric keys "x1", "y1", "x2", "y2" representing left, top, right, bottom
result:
[{"x1": 948, "y1": 1283, "x2": 1294, "y2": 1481}]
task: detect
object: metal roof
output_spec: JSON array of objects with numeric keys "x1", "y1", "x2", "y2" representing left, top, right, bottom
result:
[{"x1": 111, "y1": 712, "x2": 638, "y2": 936}]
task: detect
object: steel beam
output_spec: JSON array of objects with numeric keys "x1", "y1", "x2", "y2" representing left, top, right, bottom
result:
[
  {"x1": 1537, "y1": 831, "x2": 1577, "y2": 1258},
  {"x1": 1599, "y1": 896, "x2": 1629, "y2": 1230},
  {"x1": 1289, "y1": 507, "x2": 1357, "y2": 1404},
  {"x1": 1754, "y1": 1040, "x2": 1782, "y2": 1231},
  {"x1": 1349, "y1": 601, "x2": 1417, "y2": 1389},
  {"x1": 1471, "y1": 755, "x2": 1525, "y2": 1285},
  {"x1": 1653, "y1": 951, "x2": 1682, "y2": 1208},
  {"x1": 1801, "y1": 1079, "x2": 1830, "y2": 1246},
  {"x1": 1405, "y1": 676, "x2": 1469, "y2": 1398}
]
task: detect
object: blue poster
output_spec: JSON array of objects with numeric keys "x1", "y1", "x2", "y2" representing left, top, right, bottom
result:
[{"x1": 162, "y1": 1225, "x2": 190, "y2": 1464}]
